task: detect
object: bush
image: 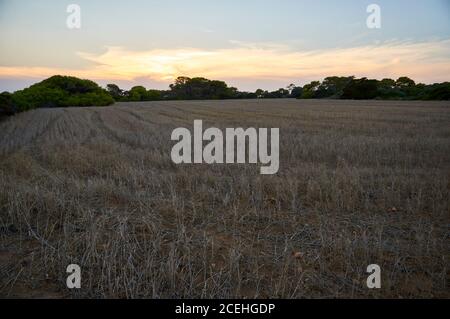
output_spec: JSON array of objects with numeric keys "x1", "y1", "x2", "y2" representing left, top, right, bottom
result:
[
  {"x1": 9, "y1": 75, "x2": 114, "y2": 113},
  {"x1": 0, "y1": 92, "x2": 17, "y2": 117}
]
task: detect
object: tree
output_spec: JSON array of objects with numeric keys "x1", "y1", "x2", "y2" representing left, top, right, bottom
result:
[
  {"x1": 394, "y1": 77, "x2": 418, "y2": 98},
  {"x1": 287, "y1": 84, "x2": 296, "y2": 94},
  {"x1": 376, "y1": 78, "x2": 404, "y2": 99},
  {"x1": 255, "y1": 89, "x2": 266, "y2": 98},
  {"x1": 341, "y1": 78, "x2": 379, "y2": 100},
  {"x1": 290, "y1": 86, "x2": 303, "y2": 98},
  {"x1": 269, "y1": 88, "x2": 290, "y2": 98},
  {"x1": 168, "y1": 76, "x2": 236, "y2": 100},
  {"x1": 380, "y1": 78, "x2": 396, "y2": 88},
  {"x1": 169, "y1": 76, "x2": 192, "y2": 99},
  {"x1": 315, "y1": 76, "x2": 354, "y2": 98},
  {"x1": 285, "y1": 84, "x2": 303, "y2": 98},
  {"x1": 129, "y1": 86, "x2": 147, "y2": 101},
  {"x1": 301, "y1": 81, "x2": 320, "y2": 99},
  {"x1": 420, "y1": 82, "x2": 450, "y2": 100},
  {"x1": 106, "y1": 84, "x2": 124, "y2": 101},
  {"x1": 0, "y1": 92, "x2": 16, "y2": 117},
  {"x1": 396, "y1": 77, "x2": 415, "y2": 88},
  {"x1": 209, "y1": 80, "x2": 233, "y2": 99}
]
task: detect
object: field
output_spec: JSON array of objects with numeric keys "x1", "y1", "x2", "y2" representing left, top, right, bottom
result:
[{"x1": 0, "y1": 99, "x2": 449, "y2": 298}]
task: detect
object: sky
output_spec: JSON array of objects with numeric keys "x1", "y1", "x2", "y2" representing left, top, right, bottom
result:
[{"x1": 0, "y1": 0, "x2": 449, "y2": 92}]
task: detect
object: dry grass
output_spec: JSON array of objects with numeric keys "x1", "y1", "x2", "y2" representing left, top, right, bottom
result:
[{"x1": 0, "y1": 99, "x2": 449, "y2": 298}]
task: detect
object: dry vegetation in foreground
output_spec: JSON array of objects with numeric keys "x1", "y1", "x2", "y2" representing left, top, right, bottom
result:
[{"x1": 0, "y1": 99, "x2": 449, "y2": 298}]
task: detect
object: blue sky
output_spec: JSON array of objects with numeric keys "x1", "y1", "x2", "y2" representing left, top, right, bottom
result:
[{"x1": 1, "y1": 0, "x2": 449, "y2": 91}]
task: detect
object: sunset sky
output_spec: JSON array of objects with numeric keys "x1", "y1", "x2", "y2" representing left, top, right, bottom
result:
[{"x1": 1, "y1": 0, "x2": 449, "y2": 92}]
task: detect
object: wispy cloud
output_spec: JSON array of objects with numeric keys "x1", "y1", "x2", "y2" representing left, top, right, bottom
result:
[{"x1": 1, "y1": 40, "x2": 449, "y2": 89}]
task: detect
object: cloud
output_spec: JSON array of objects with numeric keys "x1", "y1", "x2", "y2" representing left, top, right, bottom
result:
[{"x1": 1, "y1": 40, "x2": 449, "y2": 90}]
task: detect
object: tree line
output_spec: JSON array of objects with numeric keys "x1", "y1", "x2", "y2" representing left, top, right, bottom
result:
[
  {"x1": 1, "y1": 75, "x2": 449, "y2": 118},
  {"x1": 107, "y1": 75, "x2": 450, "y2": 102}
]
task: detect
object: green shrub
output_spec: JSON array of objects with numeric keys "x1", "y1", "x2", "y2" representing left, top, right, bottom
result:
[
  {"x1": 0, "y1": 92, "x2": 16, "y2": 117},
  {"x1": 9, "y1": 75, "x2": 114, "y2": 113}
]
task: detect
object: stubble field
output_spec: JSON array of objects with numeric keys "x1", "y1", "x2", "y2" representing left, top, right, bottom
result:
[{"x1": 0, "y1": 99, "x2": 449, "y2": 298}]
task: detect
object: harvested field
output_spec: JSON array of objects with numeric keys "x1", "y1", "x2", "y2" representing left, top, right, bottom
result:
[{"x1": 0, "y1": 99, "x2": 449, "y2": 298}]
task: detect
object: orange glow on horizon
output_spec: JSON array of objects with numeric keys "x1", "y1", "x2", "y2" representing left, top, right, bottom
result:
[{"x1": 1, "y1": 40, "x2": 449, "y2": 88}]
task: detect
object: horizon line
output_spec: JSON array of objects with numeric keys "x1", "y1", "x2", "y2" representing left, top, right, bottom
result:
[{"x1": 1, "y1": 74, "x2": 449, "y2": 94}]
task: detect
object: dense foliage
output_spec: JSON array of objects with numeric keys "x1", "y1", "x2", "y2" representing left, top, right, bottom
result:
[
  {"x1": 300, "y1": 76, "x2": 450, "y2": 100},
  {"x1": 0, "y1": 92, "x2": 16, "y2": 117},
  {"x1": 108, "y1": 76, "x2": 450, "y2": 103},
  {"x1": 0, "y1": 76, "x2": 114, "y2": 117},
  {"x1": 107, "y1": 77, "x2": 259, "y2": 101}
]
